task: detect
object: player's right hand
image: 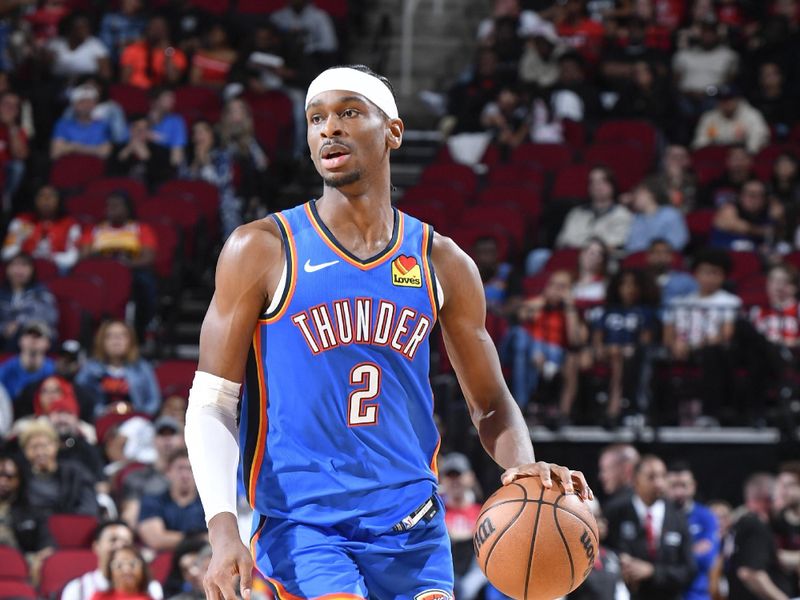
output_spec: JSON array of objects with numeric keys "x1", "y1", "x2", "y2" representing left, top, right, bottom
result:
[{"x1": 205, "y1": 513, "x2": 254, "y2": 600}]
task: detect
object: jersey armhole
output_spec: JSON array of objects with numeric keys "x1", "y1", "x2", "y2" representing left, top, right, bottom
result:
[
  {"x1": 422, "y1": 224, "x2": 443, "y2": 318},
  {"x1": 262, "y1": 213, "x2": 296, "y2": 322}
]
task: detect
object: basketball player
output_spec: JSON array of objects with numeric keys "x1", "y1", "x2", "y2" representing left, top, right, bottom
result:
[{"x1": 185, "y1": 64, "x2": 592, "y2": 599}]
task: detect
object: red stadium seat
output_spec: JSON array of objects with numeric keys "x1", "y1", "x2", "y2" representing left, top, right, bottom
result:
[
  {"x1": 174, "y1": 86, "x2": 222, "y2": 124},
  {"x1": 149, "y1": 552, "x2": 174, "y2": 584},
  {"x1": 48, "y1": 276, "x2": 106, "y2": 321},
  {"x1": 50, "y1": 156, "x2": 106, "y2": 191},
  {"x1": 138, "y1": 197, "x2": 201, "y2": 257},
  {"x1": 398, "y1": 201, "x2": 449, "y2": 234},
  {"x1": 420, "y1": 163, "x2": 478, "y2": 197},
  {"x1": 727, "y1": 251, "x2": 762, "y2": 283},
  {"x1": 562, "y1": 119, "x2": 586, "y2": 150},
  {"x1": 316, "y1": 0, "x2": 348, "y2": 19},
  {"x1": 33, "y1": 258, "x2": 59, "y2": 283},
  {"x1": 584, "y1": 142, "x2": 652, "y2": 192},
  {"x1": 155, "y1": 360, "x2": 198, "y2": 396},
  {"x1": 691, "y1": 145, "x2": 732, "y2": 169},
  {"x1": 487, "y1": 163, "x2": 544, "y2": 190},
  {"x1": 54, "y1": 297, "x2": 87, "y2": 342},
  {"x1": 72, "y1": 259, "x2": 132, "y2": 319},
  {"x1": 402, "y1": 183, "x2": 469, "y2": 215},
  {"x1": 686, "y1": 209, "x2": 716, "y2": 243},
  {"x1": 0, "y1": 546, "x2": 28, "y2": 580},
  {"x1": 544, "y1": 248, "x2": 580, "y2": 272},
  {"x1": 449, "y1": 225, "x2": 511, "y2": 262},
  {"x1": 593, "y1": 120, "x2": 659, "y2": 163},
  {"x1": 109, "y1": 84, "x2": 150, "y2": 117},
  {"x1": 158, "y1": 181, "x2": 219, "y2": 228},
  {"x1": 66, "y1": 194, "x2": 107, "y2": 223},
  {"x1": 551, "y1": 164, "x2": 592, "y2": 200},
  {"x1": 39, "y1": 550, "x2": 97, "y2": 599},
  {"x1": 784, "y1": 251, "x2": 800, "y2": 271},
  {"x1": 522, "y1": 272, "x2": 549, "y2": 296},
  {"x1": 237, "y1": 0, "x2": 283, "y2": 12},
  {"x1": 189, "y1": 0, "x2": 230, "y2": 13},
  {"x1": 510, "y1": 143, "x2": 574, "y2": 172},
  {"x1": 621, "y1": 250, "x2": 684, "y2": 270},
  {"x1": 48, "y1": 514, "x2": 98, "y2": 549},
  {"x1": 475, "y1": 185, "x2": 542, "y2": 219},
  {"x1": 0, "y1": 580, "x2": 36, "y2": 598},
  {"x1": 243, "y1": 90, "x2": 294, "y2": 132},
  {"x1": 141, "y1": 220, "x2": 179, "y2": 278},
  {"x1": 458, "y1": 205, "x2": 527, "y2": 250},
  {"x1": 736, "y1": 273, "x2": 768, "y2": 307},
  {"x1": 85, "y1": 178, "x2": 148, "y2": 206}
]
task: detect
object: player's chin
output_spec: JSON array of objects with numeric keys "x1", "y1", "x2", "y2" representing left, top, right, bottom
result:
[{"x1": 322, "y1": 169, "x2": 362, "y2": 189}]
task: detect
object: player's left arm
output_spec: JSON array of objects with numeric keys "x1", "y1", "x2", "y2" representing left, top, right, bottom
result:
[{"x1": 432, "y1": 234, "x2": 592, "y2": 499}]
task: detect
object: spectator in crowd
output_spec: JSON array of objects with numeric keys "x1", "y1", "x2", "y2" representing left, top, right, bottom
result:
[
  {"x1": 645, "y1": 237, "x2": 698, "y2": 308},
  {"x1": 190, "y1": 23, "x2": 237, "y2": 89},
  {"x1": 158, "y1": 394, "x2": 187, "y2": 427},
  {"x1": 591, "y1": 269, "x2": 659, "y2": 428},
  {"x1": 604, "y1": 454, "x2": 696, "y2": 600},
  {"x1": 164, "y1": 537, "x2": 211, "y2": 600},
  {"x1": 769, "y1": 152, "x2": 800, "y2": 207},
  {"x1": 710, "y1": 179, "x2": 781, "y2": 252},
  {"x1": 80, "y1": 192, "x2": 158, "y2": 338},
  {"x1": 179, "y1": 119, "x2": 240, "y2": 238},
  {"x1": 0, "y1": 91, "x2": 29, "y2": 210},
  {"x1": 625, "y1": 182, "x2": 690, "y2": 253},
  {"x1": 774, "y1": 463, "x2": 800, "y2": 513},
  {"x1": 32, "y1": 375, "x2": 104, "y2": 483},
  {"x1": 771, "y1": 468, "x2": 800, "y2": 596},
  {"x1": 471, "y1": 235, "x2": 520, "y2": 318},
  {"x1": 572, "y1": 237, "x2": 609, "y2": 306},
  {"x1": 99, "y1": 0, "x2": 146, "y2": 63},
  {"x1": 548, "y1": 51, "x2": 601, "y2": 123},
  {"x1": 666, "y1": 462, "x2": 720, "y2": 600},
  {"x1": 552, "y1": 0, "x2": 605, "y2": 64},
  {"x1": 0, "y1": 254, "x2": 58, "y2": 351},
  {"x1": 271, "y1": 0, "x2": 339, "y2": 64},
  {"x1": 477, "y1": 0, "x2": 545, "y2": 43},
  {"x1": 702, "y1": 145, "x2": 757, "y2": 209},
  {"x1": 647, "y1": 145, "x2": 698, "y2": 215},
  {"x1": 0, "y1": 454, "x2": 51, "y2": 556},
  {"x1": 663, "y1": 249, "x2": 741, "y2": 423},
  {"x1": 439, "y1": 453, "x2": 487, "y2": 600},
  {"x1": 137, "y1": 449, "x2": 206, "y2": 552},
  {"x1": 504, "y1": 269, "x2": 581, "y2": 411},
  {"x1": 598, "y1": 443, "x2": 640, "y2": 509},
  {"x1": 518, "y1": 21, "x2": 565, "y2": 89},
  {"x1": 102, "y1": 416, "x2": 158, "y2": 512},
  {"x1": 120, "y1": 15, "x2": 187, "y2": 89},
  {"x1": 217, "y1": 97, "x2": 271, "y2": 221},
  {"x1": 110, "y1": 115, "x2": 174, "y2": 192},
  {"x1": 726, "y1": 473, "x2": 794, "y2": 600},
  {"x1": 0, "y1": 382, "x2": 11, "y2": 436},
  {"x1": 446, "y1": 48, "x2": 504, "y2": 134},
  {"x1": 93, "y1": 545, "x2": 153, "y2": 600},
  {"x1": 672, "y1": 17, "x2": 738, "y2": 119},
  {"x1": 61, "y1": 78, "x2": 129, "y2": 146},
  {"x1": 46, "y1": 12, "x2": 111, "y2": 82},
  {"x1": 147, "y1": 86, "x2": 187, "y2": 168},
  {"x1": 51, "y1": 84, "x2": 113, "y2": 160},
  {"x1": 76, "y1": 319, "x2": 161, "y2": 417},
  {"x1": 0, "y1": 321, "x2": 55, "y2": 401},
  {"x1": 692, "y1": 85, "x2": 770, "y2": 154},
  {"x1": 750, "y1": 62, "x2": 795, "y2": 138},
  {"x1": 567, "y1": 499, "x2": 629, "y2": 600},
  {"x1": 2, "y1": 185, "x2": 81, "y2": 271},
  {"x1": 611, "y1": 59, "x2": 671, "y2": 132},
  {"x1": 62, "y1": 520, "x2": 163, "y2": 600},
  {"x1": 161, "y1": 0, "x2": 212, "y2": 52},
  {"x1": 480, "y1": 85, "x2": 531, "y2": 156},
  {"x1": 18, "y1": 418, "x2": 98, "y2": 516},
  {"x1": 749, "y1": 264, "x2": 800, "y2": 349}
]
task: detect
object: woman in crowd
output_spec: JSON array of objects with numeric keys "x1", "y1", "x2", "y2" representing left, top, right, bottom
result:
[
  {"x1": 92, "y1": 545, "x2": 153, "y2": 600},
  {"x1": 0, "y1": 253, "x2": 58, "y2": 352},
  {"x1": 2, "y1": 185, "x2": 81, "y2": 271},
  {"x1": 76, "y1": 319, "x2": 161, "y2": 417},
  {"x1": 573, "y1": 237, "x2": 609, "y2": 307},
  {"x1": 189, "y1": 23, "x2": 237, "y2": 89}
]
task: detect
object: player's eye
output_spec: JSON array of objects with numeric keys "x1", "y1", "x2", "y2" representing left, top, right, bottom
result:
[
  {"x1": 309, "y1": 114, "x2": 324, "y2": 124},
  {"x1": 342, "y1": 108, "x2": 359, "y2": 118}
]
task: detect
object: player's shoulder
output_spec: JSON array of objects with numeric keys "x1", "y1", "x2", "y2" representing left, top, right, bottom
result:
[
  {"x1": 430, "y1": 231, "x2": 473, "y2": 270},
  {"x1": 216, "y1": 217, "x2": 284, "y2": 278}
]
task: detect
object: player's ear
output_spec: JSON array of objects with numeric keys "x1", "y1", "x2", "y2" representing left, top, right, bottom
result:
[{"x1": 386, "y1": 118, "x2": 404, "y2": 150}]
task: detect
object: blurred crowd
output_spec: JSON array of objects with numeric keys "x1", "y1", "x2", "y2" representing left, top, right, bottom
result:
[
  {"x1": 440, "y1": 446, "x2": 800, "y2": 600},
  {"x1": 408, "y1": 0, "x2": 800, "y2": 433}
]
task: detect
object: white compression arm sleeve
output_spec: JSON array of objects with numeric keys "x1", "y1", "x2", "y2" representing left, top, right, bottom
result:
[{"x1": 185, "y1": 371, "x2": 242, "y2": 524}]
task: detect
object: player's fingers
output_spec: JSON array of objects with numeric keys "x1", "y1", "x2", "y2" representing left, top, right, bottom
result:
[
  {"x1": 535, "y1": 462, "x2": 553, "y2": 488},
  {"x1": 552, "y1": 465, "x2": 574, "y2": 494},
  {"x1": 215, "y1": 576, "x2": 239, "y2": 600},
  {"x1": 571, "y1": 470, "x2": 593, "y2": 500},
  {"x1": 203, "y1": 577, "x2": 221, "y2": 600},
  {"x1": 500, "y1": 467, "x2": 519, "y2": 485},
  {"x1": 238, "y1": 557, "x2": 254, "y2": 600}
]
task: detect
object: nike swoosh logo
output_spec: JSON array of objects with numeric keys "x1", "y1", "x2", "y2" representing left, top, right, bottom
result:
[{"x1": 304, "y1": 259, "x2": 339, "y2": 273}]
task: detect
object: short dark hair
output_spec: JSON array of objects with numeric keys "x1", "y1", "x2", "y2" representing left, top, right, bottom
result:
[
  {"x1": 104, "y1": 545, "x2": 150, "y2": 593},
  {"x1": 691, "y1": 247, "x2": 731, "y2": 276},
  {"x1": 93, "y1": 519, "x2": 132, "y2": 543},
  {"x1": 634, "y1": 454, "x2": 664, "y2": 475},
  {"x1": 329, "y1": 64, "x2": 396, "y2": 119},
  {"x1": 667, "y1": 460, "x2": 694, "y2": 474},
  {"x1": 166, "y1": 448, "x2": 189, "y2": 469}
]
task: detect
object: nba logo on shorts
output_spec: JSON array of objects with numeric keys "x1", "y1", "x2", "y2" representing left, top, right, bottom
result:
[
  {"x1": 414, "y1": 590, "x2": 453, "y2": 600},
  {"x1": 392, "y1": 255, "x2": 422, "y2": 287}
]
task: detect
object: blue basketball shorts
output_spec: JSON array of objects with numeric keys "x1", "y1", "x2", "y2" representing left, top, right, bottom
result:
[{"x1": 250, "y1": 495, "x2": 454, "y2": 599}]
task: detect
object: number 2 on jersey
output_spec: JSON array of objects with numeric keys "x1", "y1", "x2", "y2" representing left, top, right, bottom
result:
[{"x1": 348, "y1": 363, "x2": 381, "y2": 426}]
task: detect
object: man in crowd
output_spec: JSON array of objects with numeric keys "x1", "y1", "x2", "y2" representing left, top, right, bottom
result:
[
  {"x1": 598, "y1": 443, "x2": 641, "y2": 510},
  {"x1": 50, "y1": 84, "x2": 113, "y2": 160},
  {"x1": 666, "y1": 462, "x2": 720, "y2": 600},
  {"x1": 0, "y1": 321, "x2": 54, "y2": 402}
]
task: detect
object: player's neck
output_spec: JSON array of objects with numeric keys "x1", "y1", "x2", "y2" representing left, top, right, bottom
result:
[{"x1": 316, "y1": 188, "x2": 394, "y2": 243}]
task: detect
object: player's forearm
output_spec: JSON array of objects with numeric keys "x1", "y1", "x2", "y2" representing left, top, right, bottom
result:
[
  {"x1": 739, "y1": 568, "x2": 791, "y2": 600},
  {"x1": 472, "y1": 394, "x2": 535, "y2": 469}
]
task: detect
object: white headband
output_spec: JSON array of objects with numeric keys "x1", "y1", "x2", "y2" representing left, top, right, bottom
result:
[{"x1": 305, "y1": 67, "x2": 399, "y2": 119}]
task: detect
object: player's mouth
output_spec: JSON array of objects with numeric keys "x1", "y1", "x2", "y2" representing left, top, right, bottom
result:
[{"x1": 320, "y1": 143, "x2": 352, "y2": 169}]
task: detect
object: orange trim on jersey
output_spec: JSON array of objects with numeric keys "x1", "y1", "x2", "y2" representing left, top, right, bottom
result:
[
  {"x1": 421, "y1": 224, "x2": 438, "y2": 322},
  {"x1": 264, "y1": 212, "x2": 298, "y2": 324},
  {"x1": 430, "y1": 437, "x2": 442, "y2": 479},
  {"x1": 304, "y1": 202, "x2": 405, "y2": 271},
  {"x1": 267, "y1": 577, "x2": 366, "y2": 600},
  {"x1": 247, "y1": 331, "x2": 269, "y2": 507},
  {"x1": 249, "y1": 517, "x2": 267, "y2": 569}
]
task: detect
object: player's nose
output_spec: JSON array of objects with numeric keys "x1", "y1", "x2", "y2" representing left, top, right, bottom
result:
[{"x1": 320, "y1": 114, "x2": 343, "y2": 138}]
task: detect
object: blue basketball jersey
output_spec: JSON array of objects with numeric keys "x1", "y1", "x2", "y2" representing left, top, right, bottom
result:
[{"x1": 240, "y1": 200, "x2": 441, "y2": 533}]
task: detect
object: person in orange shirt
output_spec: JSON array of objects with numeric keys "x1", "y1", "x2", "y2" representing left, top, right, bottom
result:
[
  {"x1": 120, "y1": 15, "x2": 187, "y2": 89},
  {"x1": 80, "y1": 191, "x2": 158, "y2": 340}
]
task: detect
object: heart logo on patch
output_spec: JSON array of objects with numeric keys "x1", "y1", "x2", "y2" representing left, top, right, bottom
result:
[{"x1": 396, "y1": 255, "x2": 418, "y2": 274}]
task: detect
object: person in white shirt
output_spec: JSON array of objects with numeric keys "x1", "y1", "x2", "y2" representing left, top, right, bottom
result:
[
  {"x1": 672, "y1": 19, "x2": 738, "y2": 98},
  {"x1": 692, "y1": 85, "x2": 770, "y2": 154},
  {"x1": 47, "y1": 14, "x2": 111, "y2": 81},
  {"x1": 271, "y1": 0, "x2": 338, "y2": 58},
  {"x1": 61, "y1": 520, "x2": 163, "y2": 600},
  {"x1": 663, "y1": 248, "x2": 742, "y2": 422}
]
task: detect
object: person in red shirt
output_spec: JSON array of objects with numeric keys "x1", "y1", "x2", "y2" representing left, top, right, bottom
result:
[
  {"x1": 91, "y1": 545, "x2": 154, "y2": 600},
  {"x1": 0, "y1": 91, "x2": 28, "y2": 212},
  {"x1": 2, "y1": 185, "x2": 81, "y2": 271},
  {"x1": 120, "y1": 15, "x2": 187, "y2": 89},
  {"x1": 189, "y1": 23, "x2": 237, "y2": 89},
  {"x1": 749, "y1": 264, "x2": 800, "y2": 348},
  {"x1": 80, "y1": 191, "x2": 158, "y2": 340},
  {"x1": 554, "y1": 0, "x2": 605, "y2": 63}
]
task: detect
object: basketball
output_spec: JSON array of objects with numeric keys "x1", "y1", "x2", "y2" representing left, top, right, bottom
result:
[{"x1": 474, "y1": 477, "x2": 599, "y2": 600}]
